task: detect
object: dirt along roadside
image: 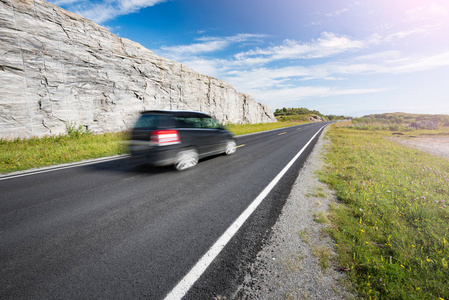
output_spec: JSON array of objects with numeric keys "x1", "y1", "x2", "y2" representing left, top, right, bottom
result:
[
  {"x1": 237, "y1": 127, "x2": 355, "y2": 299},
  {"x1": 390, "y1": 135, "x2": 449, "y2": 160}
]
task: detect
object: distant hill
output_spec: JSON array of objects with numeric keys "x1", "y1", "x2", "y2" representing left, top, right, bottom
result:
[
  {"x1": 353, "y1": 112, "x2": 449, "y2": 129},
  {"x1": 274, "y1": 107, "x2": 347, "y2": 122}
]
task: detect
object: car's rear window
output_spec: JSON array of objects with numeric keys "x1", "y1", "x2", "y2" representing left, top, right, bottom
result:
[{"x1": 134, "y1": 114, "x2": 173, "y2": 129}]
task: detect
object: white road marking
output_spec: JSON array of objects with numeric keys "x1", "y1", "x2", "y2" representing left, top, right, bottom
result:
[{"x1": 164, "y1": 124, "x2": 327, "y2": 300}]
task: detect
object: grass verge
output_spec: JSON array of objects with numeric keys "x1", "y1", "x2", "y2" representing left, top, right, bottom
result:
[
  {"x1": 0, "y1": 120, "x2": 306, "y2": 174},
  {"x1": 226, "y1": 120, "x2": 307, "y2": 136},
  {"x1": 321, "y1": 125, "x2": 449, "y2": 299},
  {"x1": 0, "y1": 133, "x2": 127, "y2": 173}
]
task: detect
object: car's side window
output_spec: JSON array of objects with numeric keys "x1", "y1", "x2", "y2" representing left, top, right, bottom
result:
[
  {"x1": 135, "y1": 115, "x2": 172, "y2": 129},
  {"x1": 193, "y1": 118, "x2": 205, "y2": 128},
  {"x1": 175, "y1": 116, "x2": 221, "y2": 129},
  {"x1": 175, "y1": 117, "x2": 193, "y2": 128},
  {"x1": 135, "y1": 116, "x2": 156, "y2": 128},
  {"x1": 175, "y1": 117, "x2": 202, "y2": 128},
  {"x1": 201, "y1": 117, "x2": 221, "y2": 129}
]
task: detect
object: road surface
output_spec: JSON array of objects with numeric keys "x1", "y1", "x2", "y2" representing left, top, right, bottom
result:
[{"x1": 0, "y1": 122, "x2": 329, "y2": 299}]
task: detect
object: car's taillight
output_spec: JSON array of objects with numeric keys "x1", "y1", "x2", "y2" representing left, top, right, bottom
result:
[{"x1": 150, "y1": 130, "x2": 181, "y2": 146}]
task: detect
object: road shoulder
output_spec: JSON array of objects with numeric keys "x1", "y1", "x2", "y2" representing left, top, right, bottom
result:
[{"x1": 237, "y1": 127, "x2": 355, "y2": 299}]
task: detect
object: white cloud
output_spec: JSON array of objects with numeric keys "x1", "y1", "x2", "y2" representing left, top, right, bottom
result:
[
  {"x1": 325, "y1": 8, "x2": 349, "y2": 17},
  {"x1": 385, "y1": 51, "x2": 449, "y2": 73},
  {"x1": 247, "y1": 86, "x2": 386, "y2": 108},
  {"x1": 163, "y1": 29, "x2": 437, "y2": 77},
  {"x1": 49, "y1": 0, "x2": 167, "y2": 24},
  {"x1": 307, "y1": 51, "x2": 449, "y2": 78},
  {"x1": 234, "y1": 32, "x2": 365, "y2": 64},
  {"x1": 367, "y1": 25, "x2": 441, "y2": 46},
  {"x1": 323, "y1": 51, "x2": 449, "y2": 76},
  {"x1": 218, "y1": 49, "x2": 449, "y2": 104},
  {"x1": 225, "y1": 67, "x2": 304, "y2": 90},
  {"x1": 160, "y1": 34, "x2": 266, "y2": 62},
  {"x1": 197, "y1": 33, "x2": 266, "y2": 43},
  {"x1": 157, "y1": 29, "x2": 449, "y2": 110},
  {"x1": 352, "y1": 51, "x2": 401, "y2": 62},
  {"x1": 306, "y1": 20, "x2": 322, "y2": 27},
  {"x1": 406, "y1": 2, "x2": 448, "y2": 20},
  {"x1": 162, "y1": 40, "x2": 229, "y2": 56},
  {"x1": 306, "y1": 6, "x2": 350, "y2": 27},
  {"x1": 180, "y1": 58, "x2": 226, "y2": 78}
]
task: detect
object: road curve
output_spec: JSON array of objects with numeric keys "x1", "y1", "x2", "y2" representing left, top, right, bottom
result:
[{"x1": 0, "y1": 122, "x2": 329, "y2": 299}]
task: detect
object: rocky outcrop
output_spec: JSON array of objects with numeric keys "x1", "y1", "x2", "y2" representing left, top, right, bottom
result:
[
  {"x1": 410, "y1": 121, "x2": 438, "y2": 130},
  {"x1": 308, "y1": 115, "x2": 324, "y2": 122},
  {"x1": 0, "y1": 0, "x2": 276, "y2": 139}
]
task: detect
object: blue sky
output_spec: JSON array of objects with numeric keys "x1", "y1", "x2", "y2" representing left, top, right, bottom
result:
[{"x1": 49, "y1": 0, "x2": 449, "y2": 117}]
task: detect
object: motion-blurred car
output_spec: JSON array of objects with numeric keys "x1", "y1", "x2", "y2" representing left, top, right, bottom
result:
[{"x1": 128, "y1": 110, "x2": 236, "y2": 170}]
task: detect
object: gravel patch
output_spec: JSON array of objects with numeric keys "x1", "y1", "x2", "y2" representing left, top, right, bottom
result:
[
  {"x1": 236, "y1": 127, "x2": 355, "y2": 299},
  {"x1": 390, "y1": 135, "x2": 449, "y2": 160}
]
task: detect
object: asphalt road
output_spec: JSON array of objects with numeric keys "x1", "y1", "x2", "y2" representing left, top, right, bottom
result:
[{"x1": 0, "y1": 122, "x2": 329, "y2": 300}]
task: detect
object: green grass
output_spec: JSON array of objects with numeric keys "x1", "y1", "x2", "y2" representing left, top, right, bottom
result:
[
  {"x1": 314, "y1": 211, "x2": 329, "y2": 224},
  {"x1": 0, "y1": 133, "x2": 127, "y2": 173},
  {"x1": 307, "y1": 186, "x2": 327, "y2": 198},
  {"x1": 226, "y1": 120, "x2": 307, "y2": 136},
  {"x1": 312, "y1": 246, "x2": 331, "y2": 271},
  {"x1": 321, "y1": 125, "x2": 449, "y2": 299},
  {"x1": 298, "y1": 230, "x2": 310, "y2": 245},
  {"x1": 0, "y1": 120, "x2": 308, "y2": 174}
]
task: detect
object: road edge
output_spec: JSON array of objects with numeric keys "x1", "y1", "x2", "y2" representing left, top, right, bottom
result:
[{"x1": 236, "y1": 126, "x2": 356, "y2": 299}]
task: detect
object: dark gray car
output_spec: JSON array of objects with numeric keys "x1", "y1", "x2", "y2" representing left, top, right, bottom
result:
[{"x1": 128, "y1": 110, "x2": 236, "y2": 170}]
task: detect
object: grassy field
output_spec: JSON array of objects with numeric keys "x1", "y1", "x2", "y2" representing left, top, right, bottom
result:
[
  {"x1": 0, "y1": 120, "x2": 305, "y2": 174},
  {"x1": 321, "y1": 123, "x2": 449, "y2": 299}
]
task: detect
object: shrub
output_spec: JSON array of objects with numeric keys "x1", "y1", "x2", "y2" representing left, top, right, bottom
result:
[{"x1": 65, "y1": 121, "x2": 92, "y2": 138}]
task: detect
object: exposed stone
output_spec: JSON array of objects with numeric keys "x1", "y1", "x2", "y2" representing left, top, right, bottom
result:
[
  {"x1": 0, "y1": 0, "x2": 276, "y2": 139},
  {"x1": 410, "y1": 121, "x2": 438, "y2": 130},
  {"x1": 308, "y1": 115, "x2": 324, "y2": 122}
]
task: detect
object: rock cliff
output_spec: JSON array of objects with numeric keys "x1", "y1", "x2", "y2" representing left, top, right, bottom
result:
[{"x1": 0, "y1": 0, "x2": 276, "y2": 139}]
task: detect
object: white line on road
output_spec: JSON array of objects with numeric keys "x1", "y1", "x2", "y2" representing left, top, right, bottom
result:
[{"x1": 164, "y1": 124, "x2": 327, "y2": 300}]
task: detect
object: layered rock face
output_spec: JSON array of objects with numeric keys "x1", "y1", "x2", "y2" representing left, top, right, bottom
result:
[{"x1": 0, "y1": 0, "x2": 276, "y2": 139}]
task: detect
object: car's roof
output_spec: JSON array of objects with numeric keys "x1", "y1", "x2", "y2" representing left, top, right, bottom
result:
[{"x1": 140, "y1": 110, "x2": 211, "y2": 118}]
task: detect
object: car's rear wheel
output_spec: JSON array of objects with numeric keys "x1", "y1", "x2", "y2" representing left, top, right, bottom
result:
[
  {"x1": 225, "y1": 140, "x2": 237, "y2": 155},
  {"x1": 174, "y1": 149, "x2": 199, "y2": 170}
]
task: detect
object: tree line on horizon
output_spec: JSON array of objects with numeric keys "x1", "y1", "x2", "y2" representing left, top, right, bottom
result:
[{"x1": 274, "y1": 107, "x2": 347, "y2": 121}]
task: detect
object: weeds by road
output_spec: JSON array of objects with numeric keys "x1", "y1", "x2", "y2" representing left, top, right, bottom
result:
[
  {"x1": 321, "y1": 124, "x2": 449, "y2": 299},
  {"x1": 0, "y1": 133, "x2": 127, "y2": 173}
]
